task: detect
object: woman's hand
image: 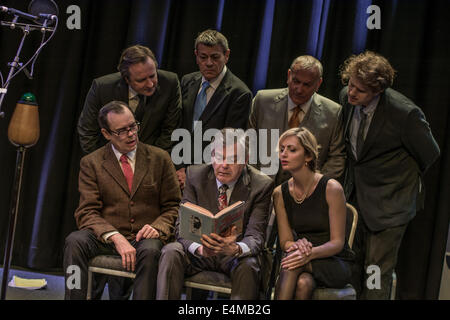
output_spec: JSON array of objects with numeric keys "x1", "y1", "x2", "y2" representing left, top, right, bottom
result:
[
  {"x1": 281, "y1": 238, "x2": 313, "y2": 270},
  {"x1": 294, "y1": 238, "x2": 312, "y2": 256}
]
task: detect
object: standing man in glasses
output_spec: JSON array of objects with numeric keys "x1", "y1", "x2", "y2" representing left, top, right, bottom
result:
[
  {"x1": 78, "y1": 45, "x2": 181, "y2": 155},
  {"x1": 64, "y1": 101, "x2": 181, "y2": 300}
]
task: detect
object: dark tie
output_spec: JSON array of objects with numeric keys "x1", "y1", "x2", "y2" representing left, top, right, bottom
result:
[
  {"x1": 120, "y1": 154, "x2": 133, "y2": 192},
  {"x1": 288, "y1": 105, "x2": 303, "y2": 128},
  {"x1": 217, "y1": 184, "x2": 229, "y2": 211},
  {"x1": 134, "y1": 94, "x2": 146, "y2": 123},
  {"x1": 193, "y1": 81, "x2": 210, "y2": 124},
  {"x1": 356, "y1": 108, "x2": 367, "y2": 159}
]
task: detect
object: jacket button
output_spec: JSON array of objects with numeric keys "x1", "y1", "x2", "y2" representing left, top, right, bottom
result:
[
  {"x1": 130, "y1": 201, "x2": 135, "y2": 206},
  {"x1": 130, "y1": 218, "x2": 135, "y2": 223}
]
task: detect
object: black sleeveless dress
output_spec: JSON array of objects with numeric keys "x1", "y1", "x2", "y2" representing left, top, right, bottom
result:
[{"x1": 281, "y1": 176, "x2": 352, "y2": 288}]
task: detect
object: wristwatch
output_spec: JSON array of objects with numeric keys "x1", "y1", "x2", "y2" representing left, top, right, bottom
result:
[{"x1": 234, "y1": 244, "x2": 242, "y2": 257}]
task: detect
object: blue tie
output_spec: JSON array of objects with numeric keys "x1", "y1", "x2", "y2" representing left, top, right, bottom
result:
[{"x1": 193, "y1": 81, "x2": 210, "y2": 126}]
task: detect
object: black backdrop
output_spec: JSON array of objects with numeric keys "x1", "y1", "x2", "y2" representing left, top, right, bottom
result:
[{"x1": 0, "y1": 0, "x2": 448, "y2": 299}]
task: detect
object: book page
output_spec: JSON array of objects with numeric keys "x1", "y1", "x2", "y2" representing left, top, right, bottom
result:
[
  {"x1": 215, "y1": 201, "x2": 245, "y2": 218},
  {"x1": 182, "y1": 202, "x2": 214, "y2": 217}
]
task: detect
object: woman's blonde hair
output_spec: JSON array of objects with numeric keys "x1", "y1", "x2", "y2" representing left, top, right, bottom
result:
[{"x1": 278, "y1": 127, "x2": 319, "y2": 172}]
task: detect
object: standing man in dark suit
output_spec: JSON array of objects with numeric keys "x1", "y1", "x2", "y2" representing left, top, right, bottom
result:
[
  {"x1": 157, "y1": 129, "x2": 274, "y2": 299},
  {"x1": 339, "y1": 51, "x2": 440, "y2": 299},
  {"x1": 176, "y1": 29, "x2": 252, "y2": 188},
  {"x1": 249, "y1": 55, "x2": 345, "y2": 185},
  {"x1": 78, "y1": 45, "x2": 181, "y2": 154},
  {"x1": 64, "y1": 101, "x2": 181, "y2": 299}
]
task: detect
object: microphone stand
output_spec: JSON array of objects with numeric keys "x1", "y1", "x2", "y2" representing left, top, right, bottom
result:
[
  {"x1": 0, "y1": 93, "x2": 40, "y2": 300},
  {"x1": 0, "y1": 11, "x2": 53, "y2": 301},
  {"x1": 0, "y1": 17, "x2": 54, "y2": 118},
  {"x1": 0, "y1": 146, "x2": 27, "y2": 299}
]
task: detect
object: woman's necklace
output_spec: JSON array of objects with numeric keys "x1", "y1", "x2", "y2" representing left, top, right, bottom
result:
[{"x1": 293, "y1": 175, "x2": 315, "y2": 204}]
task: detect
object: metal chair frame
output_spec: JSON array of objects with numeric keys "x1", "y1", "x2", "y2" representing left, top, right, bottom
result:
[
  {"x1": 183, "y1": 208, "x2": 277, "y2": 300},
  {"x1": 86, "y1": 255, "x2": 136, "y2": 300}
]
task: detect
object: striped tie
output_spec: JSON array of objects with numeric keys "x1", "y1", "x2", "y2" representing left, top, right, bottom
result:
[{"x1": 217, "y1": 184, "x2": 229, "y2": 211}]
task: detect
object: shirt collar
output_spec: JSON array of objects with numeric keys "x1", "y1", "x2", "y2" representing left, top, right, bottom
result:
[
  {"x1": 111, "y1": 143, "x2": 137, "y2": 162},
  {"x1": 288, "y1": 93, "x2": 314, "y2": 114},
  {"x1": 201, "y1": 65, "x2": 227, "y2": 90},
  {"x1": 215, "y1": 177, "x2": 237, "y2": 192},
  {"x1": 128, "y1": 86, "x2": 139, "y2": 100},
  {"x1": 360, "y1": 95, "x2": 380, "y2": 115}
]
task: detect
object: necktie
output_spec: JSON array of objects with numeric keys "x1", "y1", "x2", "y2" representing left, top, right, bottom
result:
[
  {"x1": 129, "y1": 94, "x2": 140, "y2": 112},
  {"x1": 134, "y1": 94, "x2": 146, "y2": 123},
  {"x1": 288, "y1": 105, "x2": 304, "y2": 128},
  {"x1": 193, "y1": 81, "x2": 210, "y2": 124},
  {"x1": 356, "y1": 107, "x2": 367, "y2": 159},
  {"x1": 120, "y1": 154, "x2": 133, "y2": 192},
  {"x1": 217, "y1": 184, "x2": 229, "y2": 211}
]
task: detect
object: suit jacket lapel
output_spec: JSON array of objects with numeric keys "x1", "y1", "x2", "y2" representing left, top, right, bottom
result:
[
  {"x1": 229, "y1": 166, "x2": 251, "y2": 204},
  {"x1": 131, "y1": 142, "x2": 150, "y2": 198},
  {"x1": 275, "y1": 89, "x2": 290, "y2": 132},
  {"x1": 102, "y1": 143, "x2": 130, "y2": 195},
  {"x1": 185, "y1": 75, "x2": 202, "y2": 132},
  {"x1": 138, "y1": 89, "x2": 157, "y2": 138},
  {"x1": 199, "y1": 69, "x2": 231, "y2": 125},
  {"x1": 116, "y1": 77, "x2": 129, "y2": 103},
  {"x1": 302, "y1": 93, "x2": 322, "y2": 127},
  {"x1": 206, "y1": 167, "x2": 221, "y2": 213},
  {"x1": 359, "y1": 93, "x2": 386, "y2": 159}
]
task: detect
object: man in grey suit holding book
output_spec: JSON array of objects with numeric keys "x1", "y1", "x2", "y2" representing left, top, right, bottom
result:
[
  {"x1": 157, "y1": 129, "x2": 274, "y2": 299},
  {"x1": 249, "y1": 55, "x2": 345, "y2": 185}
]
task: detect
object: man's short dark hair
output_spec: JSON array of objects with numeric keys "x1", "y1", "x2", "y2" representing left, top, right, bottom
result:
[
  {"x1": 117, "y1": 45, "x2": 158, "y2": 80},
  {"x1": 98, "y1": 101, "x2": 130, "y2": 131},
  {"x1": 194, "y1": 29, "x2": 229, "y2": 54}
]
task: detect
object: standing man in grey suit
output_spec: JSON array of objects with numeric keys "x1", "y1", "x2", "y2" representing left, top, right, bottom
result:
[
  {"x1": 78, "y1": 45, "x2": 181, "y2": 155},
  {"x1": 157, "y1": 129, "x2": 274, "y2": 299},
  {"x1": 249, "y1": 55, "x2": 345, "y2": 185},
  {"x1": 176, "y1": 29, "x2": 252, "y2": 189},
  {"x1": 339, "y1": 51, "x2": 440, "y2": 299}
]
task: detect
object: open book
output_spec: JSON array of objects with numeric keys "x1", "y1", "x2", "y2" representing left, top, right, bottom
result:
[{"x1": 179, "y1": 201, "x2": 245, "y2": 243}]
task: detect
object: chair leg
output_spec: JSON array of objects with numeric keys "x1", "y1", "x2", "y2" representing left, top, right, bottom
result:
[
  {"x1": 86, "y1": 269, "x2": 92, "y2": 300},
  {"x1": 390, "y1": 271, "x2": 397, "y2": 300},
  {"x1": 185, "y1": 287, "x2": 192, "y2": 300}
]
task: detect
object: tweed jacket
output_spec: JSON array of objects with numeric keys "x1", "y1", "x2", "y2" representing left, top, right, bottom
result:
[{"x1": 75, "y1": 141, "x2": 181, "y2": 244}]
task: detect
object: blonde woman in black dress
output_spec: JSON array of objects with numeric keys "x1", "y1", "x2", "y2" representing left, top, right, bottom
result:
[{"x1": 273, "y1": 127, "x2": 352, "y2": 300}]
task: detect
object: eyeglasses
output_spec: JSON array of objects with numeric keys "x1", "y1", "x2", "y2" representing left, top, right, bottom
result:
[{"x1": 108, "y1": 122, "x2": 140, "y2": 138}]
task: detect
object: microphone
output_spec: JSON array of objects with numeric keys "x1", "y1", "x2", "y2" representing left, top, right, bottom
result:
[
  {"x1": 39, "y1": 13, "x2": 57, "y2": 20},
  {"x1": 28, "y1": 0, "x2": 59, "y2": 26},
  {"x1": 0, "y1": 6, "x2": 39, "y2": 23}
]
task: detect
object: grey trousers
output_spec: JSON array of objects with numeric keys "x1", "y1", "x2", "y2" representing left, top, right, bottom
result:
[
  {"x1": 351, "y1": 216, "x2": 407, "y2": 300},
  {"x1": 156, "y1": 242, "x2": 260, "y2": 300},
  {"x1": 63, "y1": 229, "x2": 162, "y2": 300}
]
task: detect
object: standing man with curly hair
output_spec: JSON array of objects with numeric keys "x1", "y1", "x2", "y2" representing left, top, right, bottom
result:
[{"x1": 339, "y1": 51, "x2": 440, "y2": 299}]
